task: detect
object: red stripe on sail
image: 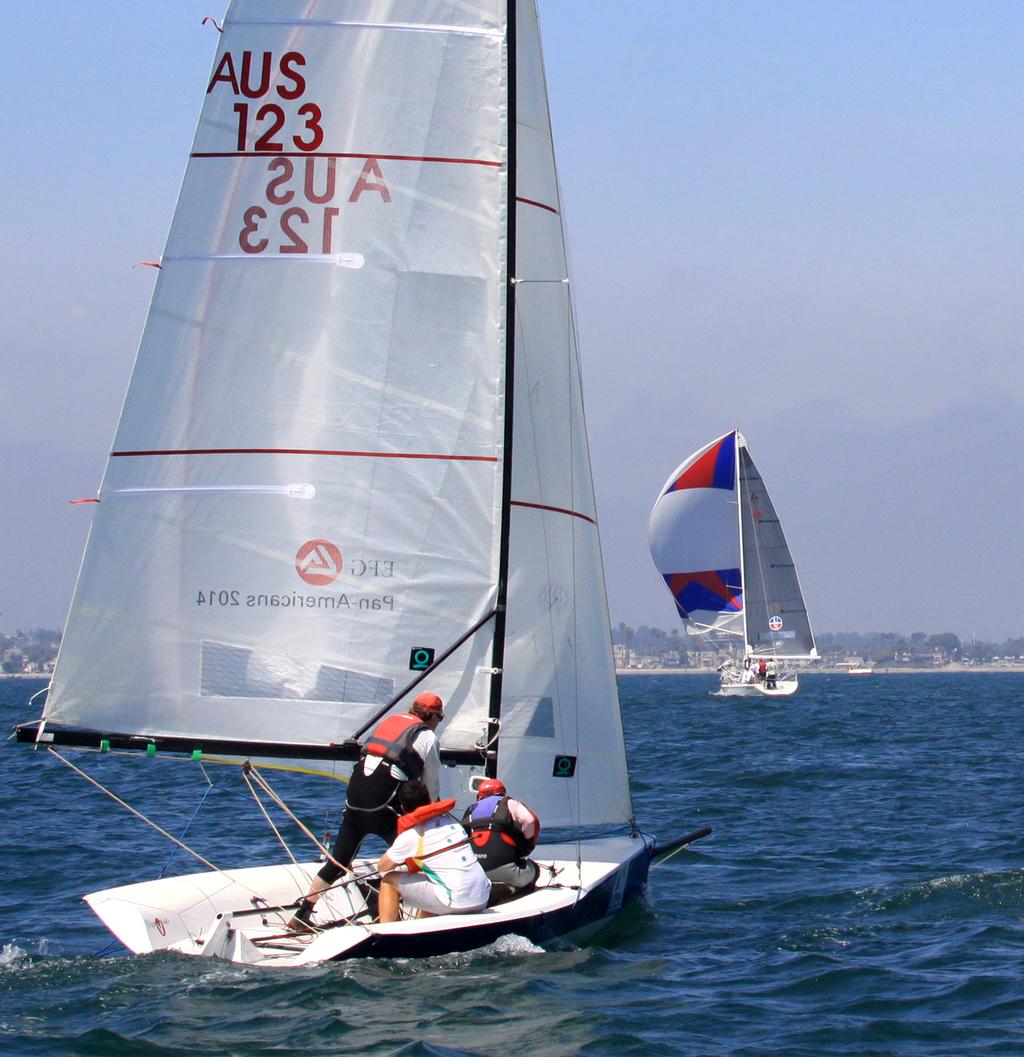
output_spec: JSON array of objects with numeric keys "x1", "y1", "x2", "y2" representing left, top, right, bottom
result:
[
  {"x1": 511, "y1": 500, "x2": 595, "y2": 525},
  {"x1": 516, "y1": 196, "x2": 559, "y2": 215},
  {"x1": 191, "y1": 151, "x2": 502, "y2": 167}
]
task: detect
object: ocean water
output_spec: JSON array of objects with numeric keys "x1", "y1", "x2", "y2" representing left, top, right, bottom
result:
[{"x1": 2, "y1": 672, "x2": 1024, "y2": 1056}]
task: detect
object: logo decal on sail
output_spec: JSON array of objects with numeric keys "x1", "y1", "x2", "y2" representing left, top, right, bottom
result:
[
  {"x1": 295, "y1": 539, "x2": 343, "y2": 586},
  {"x1": 768, "y1": 615, "x2": 784, "y2": 631}
]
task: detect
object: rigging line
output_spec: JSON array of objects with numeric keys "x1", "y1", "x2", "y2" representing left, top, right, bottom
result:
[
  {"x1": 244, "y1": 764, "x2": 353, "y2": 878},
  {"x1": 47, "y1": 748, "x2": 219, "y2": 873},
  {"x1": 158, "y1": 784, "x2": 215, "y2": 879},
  {"x1": 48, "y1": 751, "x2": 286, "y2": 921},
  {"x1": 241, "y1": 767, "x2": 301, "y2": 871}
]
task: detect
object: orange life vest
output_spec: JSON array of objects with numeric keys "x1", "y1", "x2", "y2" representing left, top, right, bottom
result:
[
  {"x1": 364, "y1": 712, "x2": 428, "y2": 779},
  {"x1": 396, "y1": 798, "x2": 458, "y2": 835}
]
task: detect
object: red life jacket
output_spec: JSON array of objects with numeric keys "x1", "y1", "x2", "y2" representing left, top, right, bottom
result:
[
  {"x1": 364, "y1": 712, "x2": 428, "y2": 780},
  {"x1": 396, "y1": 798, "x2": 458, "y2": 835},
  {"x1": 461, "y1": 795, "x2": 537, "y2": 869}
]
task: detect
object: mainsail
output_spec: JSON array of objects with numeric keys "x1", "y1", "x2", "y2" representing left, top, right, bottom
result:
[
  {"x1": 737, "y1": 441, "x2": 816, "y2": 659},
  {"x1": 27, "y1": 1, "x2": 631, "y2": 831},
  {"x1": 648, "y1": 430, "x2": 816, "y2": 660}
]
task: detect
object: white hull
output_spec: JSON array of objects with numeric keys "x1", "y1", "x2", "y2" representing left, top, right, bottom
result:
[
  {"x1": 84, "y1": 836, "x2": 651, "y2": 966},
  {"x1": 715, "y1": 676, "x2": 799, "y2": 698}
]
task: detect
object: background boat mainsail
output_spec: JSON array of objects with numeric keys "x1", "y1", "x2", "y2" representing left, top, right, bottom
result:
[
  {"x1": 35, "y1": 1, "x2": 633, "y2": 832},
  {"x1": 737, "y1": 438, "x2": 817, "y2": 659}
]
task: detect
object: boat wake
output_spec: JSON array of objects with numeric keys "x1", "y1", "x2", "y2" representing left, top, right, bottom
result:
[
  {"x1": 0, "y1": 943, "x2": 29, "y2": 971},
  {"x1": 423, "y1": 932, "x2": 546, "y2": 968}
]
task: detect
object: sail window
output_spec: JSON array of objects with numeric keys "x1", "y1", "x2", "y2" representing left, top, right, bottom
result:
[
  {"x1": 499, "y1": 696, "x2": 555, "y2": 739},
  {"x1": 200, "y1": 641, "x2": 393, "y2": 704}
]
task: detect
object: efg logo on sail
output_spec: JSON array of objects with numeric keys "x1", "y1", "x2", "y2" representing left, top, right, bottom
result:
[{"x1": 294, "y1": 539, "x2": 343, "y2": 586}]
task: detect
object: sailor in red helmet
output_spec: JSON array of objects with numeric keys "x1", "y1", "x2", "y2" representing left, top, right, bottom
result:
[
  {"x1": 462, "y1": 777, "x2": 540, "y2": 897},
  {"x1": 292, "y1": 691, "x2": 445, "y2": 926},
  {"x1": 377, "y1": 780, "x2": 490, "y2": 922}
]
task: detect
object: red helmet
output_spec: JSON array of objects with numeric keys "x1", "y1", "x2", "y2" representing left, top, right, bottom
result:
[{"x1": 477, "y1": 778, "x2": 507, "y2": 799}]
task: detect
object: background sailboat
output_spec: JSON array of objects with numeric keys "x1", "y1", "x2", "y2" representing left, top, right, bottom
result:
[
  {"x1": 14, "y1": 0, "x2": 694, "y2": 964},
  {"x1": 648, "y1": 430, "x2": 817, "y2": 697}
]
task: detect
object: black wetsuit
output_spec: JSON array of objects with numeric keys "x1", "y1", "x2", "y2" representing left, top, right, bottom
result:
[
  {"x1": 316, "y1": 764, "x2": 405, "y2": 884},
  {"x1": 316, "y1": 714, "x2": 429, "y2": 884}
]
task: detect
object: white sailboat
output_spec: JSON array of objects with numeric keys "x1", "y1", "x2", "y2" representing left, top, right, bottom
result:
[
  {"x1": 648, "y1": 431, "x2": 817, "y2": 698},
  {"x1": 15, "y1": 0, "x2": 704, "y2": 965}
]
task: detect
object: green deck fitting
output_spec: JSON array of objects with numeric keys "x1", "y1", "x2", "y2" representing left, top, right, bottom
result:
[
  {"x1": 191, "y1": 749, "x2": 202, "y2": 762},
  {"x1": 99, "y1": 739, "x2": 110, "y2": 753},
  {"x1": 146, "y1": 743, "x2": 156, "y2": 758}
]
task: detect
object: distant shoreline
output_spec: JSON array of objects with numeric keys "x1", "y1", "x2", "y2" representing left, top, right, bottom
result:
[
  {"x1": 616, "y1": 665, "x2": 1023, "y2": 676},
  {"x1": 4, "y1": 666, "x2": 1023, "y2": 684}
]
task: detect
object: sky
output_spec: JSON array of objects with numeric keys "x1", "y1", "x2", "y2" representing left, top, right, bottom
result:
[{"x1": 2, "y1": 1, "x2": 1022, "y2": 643}]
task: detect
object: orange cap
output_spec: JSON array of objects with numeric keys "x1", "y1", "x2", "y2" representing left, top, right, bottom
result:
[{"x1": 413, "y1": 691, "x2": 444, "y2": 714}]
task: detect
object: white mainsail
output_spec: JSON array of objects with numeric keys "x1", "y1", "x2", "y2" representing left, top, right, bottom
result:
[{"x1": 36, "y1": 1, "x2": 631, "y2": 833}]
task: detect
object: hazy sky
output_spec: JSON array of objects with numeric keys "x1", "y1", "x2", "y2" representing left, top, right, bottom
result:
[{"x1": 2, "y1": 2, "x2": 1021, "y2": 642}]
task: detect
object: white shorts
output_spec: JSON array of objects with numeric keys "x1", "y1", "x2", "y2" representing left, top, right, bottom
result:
[{"x1": 395, "y1": 873, "x2": 489, "y2": 916}]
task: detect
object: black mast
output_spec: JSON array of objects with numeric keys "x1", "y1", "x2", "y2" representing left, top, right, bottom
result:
[{"x1": 484, "y1": 0, "x2": 518, "y2": 779}]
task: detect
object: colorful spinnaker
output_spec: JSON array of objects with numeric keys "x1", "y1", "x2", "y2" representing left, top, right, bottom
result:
[{"x1": 649, "y1": 431, "x2": 817, "y2": 662}]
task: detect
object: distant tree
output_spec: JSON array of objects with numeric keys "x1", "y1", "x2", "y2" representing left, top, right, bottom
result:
[
  {"x1": 926, "y1": 633, "x2": 961, "y2": 657},
  {"x1": 669, "y1": 627, "x2": 682, "y2": 661},
  {"x1": 3, "y1": 651, "x2": 26, "y2": 674},
  {"x1": 962, "y1": 639, "x2": 993, "y2": 663},
  {"x1": 22, "y1": 643, "x2": 45, "y2": 666},
  {"x1": 872, "y1": 632, "x2": 901, "y2": 663}
]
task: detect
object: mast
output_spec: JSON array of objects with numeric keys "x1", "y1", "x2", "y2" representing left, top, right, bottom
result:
[
  {"x1": 485, "y1": 0, "x2": 518, "y2": 779},
  {"x1": 735, "y1": 431, "x2": 749, "y2": 658}
]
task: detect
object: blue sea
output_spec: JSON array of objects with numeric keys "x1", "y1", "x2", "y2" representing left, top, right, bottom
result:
[{"x1": 3, "y1": 672, "x2": 1024, "y2": 1056}]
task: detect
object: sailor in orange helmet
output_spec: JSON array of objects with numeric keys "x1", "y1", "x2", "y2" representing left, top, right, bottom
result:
[
  {"x1": 462, "y1": 778, "x2": 540, "y2": 898},
  {"x1": 377, "y1": 780, "x2": 490, "y2": 922},
  {"x1": 292, "y1": 691, "x2": 445, "y2": 927}
]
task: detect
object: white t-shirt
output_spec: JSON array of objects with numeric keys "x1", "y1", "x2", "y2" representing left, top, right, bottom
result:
[
  {"x1": 387, "y1": 818, "x2": 490, "y2": 910},
  {"x1": 361, "y1": 727, "x2": 439, "y2": 798}
]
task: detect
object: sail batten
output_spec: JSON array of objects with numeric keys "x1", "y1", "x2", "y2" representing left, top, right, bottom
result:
[{"x1": 223, "y1": 21, "x2": 505, "y2": 38}]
